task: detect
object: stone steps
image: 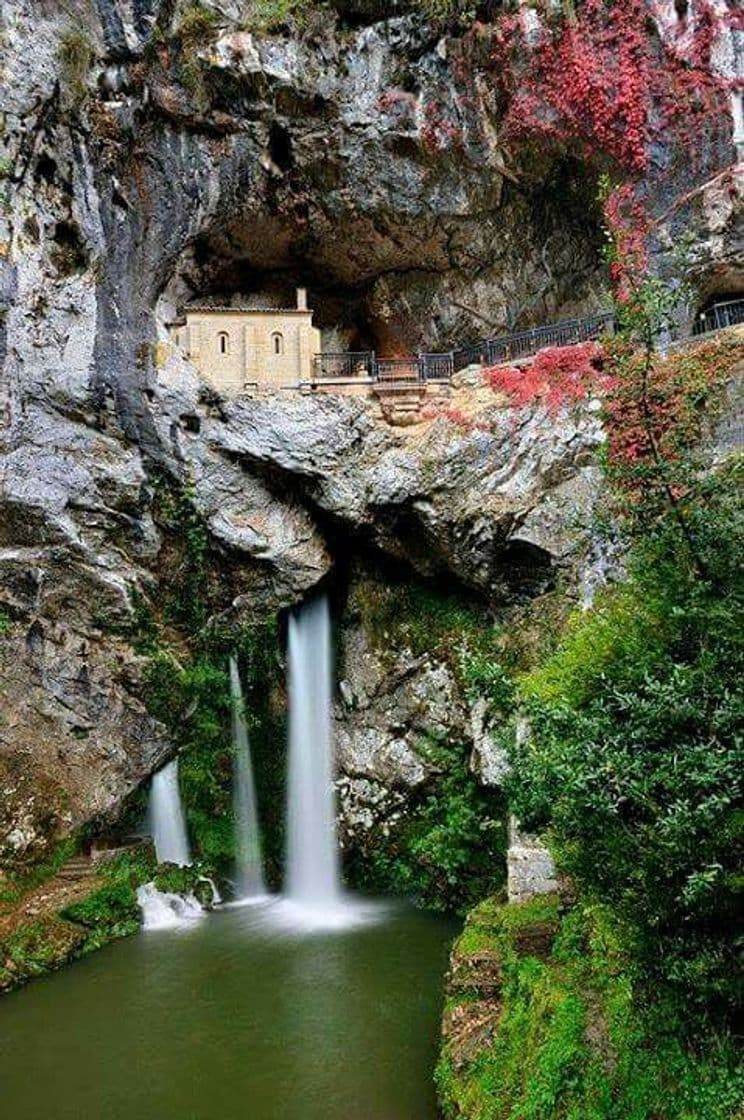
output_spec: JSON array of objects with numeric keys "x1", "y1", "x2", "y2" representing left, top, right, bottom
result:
[{"x1": 56, "y1": 856, "x2": 95, "y2": 882}]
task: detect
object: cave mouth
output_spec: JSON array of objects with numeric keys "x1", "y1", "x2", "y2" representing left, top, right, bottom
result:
[
  {"x1": 157, "y1": 160, "x2": 607, "y2": 362},
  {"x1": 178, "y1": 261, "x2": 383, "y2": 354},
  {"x1": 692, "y1": 291, "x2": 744, "y2": 335}
]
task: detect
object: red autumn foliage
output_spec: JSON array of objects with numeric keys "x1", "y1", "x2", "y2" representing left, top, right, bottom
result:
[
  {"x1": 603, "y1": 182, "x2": 653, "y2": 297},
  {"x1": 484, "y1": 341, "x2": 607, "y2": 413},
  {"x1": 487, "y1": 0, "x2": 732, "y2": 178},
  {"x1": 603, "y1": 335, "x2": 741, "y2": 484}
]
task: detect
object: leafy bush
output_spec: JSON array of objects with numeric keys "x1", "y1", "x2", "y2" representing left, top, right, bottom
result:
[
  {"x1": 508, "y1": 471, "x2": 743, "y2": 1016},
  {"x1": 61, "y1": 851, "x2": 154, "y2": 945}
]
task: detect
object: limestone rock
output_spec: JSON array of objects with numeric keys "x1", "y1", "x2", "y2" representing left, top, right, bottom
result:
[{"x1": 0, "y1": 0, "x2": 737, "y2": 859}]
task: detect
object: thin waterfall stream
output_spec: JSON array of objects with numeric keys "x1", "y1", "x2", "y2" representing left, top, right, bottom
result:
[
  {"x1": 149, "y1": 758, "x2": 191, "y2": 867},
  {"x1": 285, "y1": 595, "x2": 342, "y2": 912},
  {"x1": 230, "y1": 655, "x2": 267, "y2": 900}
]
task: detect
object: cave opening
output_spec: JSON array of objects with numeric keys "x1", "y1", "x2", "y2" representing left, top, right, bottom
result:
[{"x1": 692, "y1": 290, "x2": 744, "y2": 334}]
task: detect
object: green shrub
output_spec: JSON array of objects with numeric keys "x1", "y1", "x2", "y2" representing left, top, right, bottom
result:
[
  {"x1": 437, "y1": 898, "x2": 744, "y2": 1120},
  {"x1": 508, "y1": 469, "x2": 743, "y2": 1017},
  {"x1": 61, "y1": 851, "x2": 154, "y2": 945}
]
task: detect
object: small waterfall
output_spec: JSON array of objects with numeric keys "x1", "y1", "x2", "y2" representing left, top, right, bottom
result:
[
  {"x1": 230, "y1": 656, "x2": 267, "y2": 899},
  {"x1": 136, "y1": 883, "x2": 204, "y2": 931},
  {"x1": 149, "y1": 758, "x2": 191, "y2": 867},
  {"x1": 285, "y1": 595, "x2": 342, "y2": 910}
]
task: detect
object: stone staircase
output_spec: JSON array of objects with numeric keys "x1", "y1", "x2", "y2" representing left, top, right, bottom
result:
[{"x1": 56, "y1": 855, "x2": 94, "y2": 882}]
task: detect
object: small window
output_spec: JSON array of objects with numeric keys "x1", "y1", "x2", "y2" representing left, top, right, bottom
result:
[
  {"x1": 271, "y1": 332, "x2": 284, "y2": 356},
  {"x1": 217, "y1": 331, "x2": 229, "y2": 355}
]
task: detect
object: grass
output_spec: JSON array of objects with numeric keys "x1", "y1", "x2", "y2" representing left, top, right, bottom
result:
[
  {"x1": 0, "y1": 851, "x2": 157, "y2": 994},
  {"x1": 0, "y1": 836, "x2": 78, "y2": 907}
]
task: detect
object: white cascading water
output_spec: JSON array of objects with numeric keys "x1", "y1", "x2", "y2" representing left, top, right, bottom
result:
[
  {"x1": 230, "y1": 655, "x2": 267, "y2": 899},
  {"x1": 285, "y1": 595, "x2": 342, "y2": 911},
  {"x1": 149, "y1": 758, "x2": 191, "y2": 867},
  {"x1": 136, "y1": 883, "x2": 204, "y2": 931}
]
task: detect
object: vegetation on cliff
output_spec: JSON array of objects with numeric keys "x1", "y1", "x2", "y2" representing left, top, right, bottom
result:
[
  {"x1": 438, "y1": 895, "x2": 743, "y2": 1120},
  {"x1": 441, "y1": 281, "x2": 743, "y2": 1111}
]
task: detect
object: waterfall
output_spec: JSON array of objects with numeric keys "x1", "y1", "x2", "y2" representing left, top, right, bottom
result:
[
  {"x1": 149, "y1": 758, "x2": 191, "y2": 866},
  {"x1": 230, "y1": 655, "x2": 267, "y2": 899},
  {"x1": 136, "y1": 883, "x2": 204, "y2": 931},
  {"x1": 285, "y1": 594, "x2": 342, "y2": 909}
]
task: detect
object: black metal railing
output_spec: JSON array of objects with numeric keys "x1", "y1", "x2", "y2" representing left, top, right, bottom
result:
[
  {"x1": 312, "y1": 351, "x2": 375, "y2": 379},
  {"x1": 692, "y1": 299, "x2": 744, "y2": 335},
  {"x1": 453, "y1": 311, "x2": 616, "y2": 372},
  {"x1": 308, "y1": 300, "x2": 742, "y2": 388},
  {"x1": 421, "y1": 353, "x2": 455, "y2": 381}
]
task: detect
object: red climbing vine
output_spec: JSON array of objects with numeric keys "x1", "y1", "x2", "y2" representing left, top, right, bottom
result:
[
  {"x1": 484, "y1": 340, "x2": 607, "y2": 413},
  {"x1": 485, "y1": 0, "x2": 733, "y2": 179}
]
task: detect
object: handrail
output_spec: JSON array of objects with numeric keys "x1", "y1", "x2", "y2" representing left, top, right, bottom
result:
[
  {"x1": 692, "y1": 299, "x2": 744, "y2": 335},
  {"x1": 312, "y1": 351, "x2": 375, "y2": 379},
  {"x1": 308, "y1": 299, "x2": 743, "y2": 387}
]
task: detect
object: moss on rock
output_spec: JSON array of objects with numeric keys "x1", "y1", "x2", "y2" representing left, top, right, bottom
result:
[{"x1": 437, "y1": 894, "x2": 743, "y2": 1120}]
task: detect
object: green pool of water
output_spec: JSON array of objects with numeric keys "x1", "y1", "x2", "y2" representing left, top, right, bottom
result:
[{"x1": 0, "y1": 899, "x2": 456, "y2": 1120}]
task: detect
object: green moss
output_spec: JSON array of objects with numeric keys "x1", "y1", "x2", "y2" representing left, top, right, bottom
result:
[
  {"x1": 60, "y1": 852, "x2": 153, "y2": 947},
  {"x1": 350, "y1": 572, "x2": 512, "y2": 708},
  {"x1": 0, "y1": 916, "x2": 85, "y2": 991},
  {"x1": 58, "y1": 29, "x2": 94, "y2": 110},
  {"x1": 0, "y1": 851, "x2": 157, "y2": 994},
  {"x1": 437, "y1": 897, "x2": 743, "y2": 1120},
  {"x1": 240, "y1": 0, "x2": 305, "y2": 30}
]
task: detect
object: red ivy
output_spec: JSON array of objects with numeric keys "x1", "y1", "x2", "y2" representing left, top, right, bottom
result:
[
  {"x1": 484, "y1": 341, "x2": 607, "y2": 413},
  {"x1": 488, "y1": 0, "x2": 731, "y2": 179},
  {"x1": 603, "y1": 334, "x2": 740, "y2": 487}
]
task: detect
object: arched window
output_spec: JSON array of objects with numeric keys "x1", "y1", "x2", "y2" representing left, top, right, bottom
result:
[
  {"x1": 271, "y1": 332, "x2": 284, "y2": 356},
  {"x1": 217, "y1": 331, "x2": 229, "y2": 355}
]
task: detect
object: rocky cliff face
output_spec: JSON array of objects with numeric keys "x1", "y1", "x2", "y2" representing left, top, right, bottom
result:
[{"x1": 0, "y1": 1, "x2": 736, "y2": 864}]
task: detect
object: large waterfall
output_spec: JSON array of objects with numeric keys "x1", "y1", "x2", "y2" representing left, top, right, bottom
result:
[
  {"x1": 285, "y1": 595, "x2": 342, "y2": 910},
  {"x1": 149, "y1": 758, "x2": 191, "y2": 867},
  {"x1": 230, "y1": 656, "x2": 267, "y2": 899}
]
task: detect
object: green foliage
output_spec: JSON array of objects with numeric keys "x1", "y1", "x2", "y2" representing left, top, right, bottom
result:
[
  {"x1": 351, "y1": 572, "x2": 508, "y2": 706},
  {"x1": 508, "y1": 465, "x2": 743, "y2": 1017},
  {"x1": 437, "y1": 897, "x2": 744, "y2": 1120},
  {"x1": 349, "y1": 737, "x2": 507, "y2": 914},
  {"x1": 0, "y1": 851, "x2": 156, "y2": 992},
  {"x1": 0, "y1": 836, "x2": 78, "y2": 906},
  {"x1": 176, "y1": 2, "x2": 220, "y2": 47},
  {"x1": 417, "y1": 0, "x2": 476, "y2": 27},
  {"x1": 241, "y1": 0, "x2": 305, "y2": 29},
  {"x1": 0, "y1": 917, "x2": 85, "y2": 991},
  {"x1": 152, "y1": 479, "x2": 211, "y2": 635}
]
